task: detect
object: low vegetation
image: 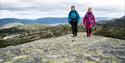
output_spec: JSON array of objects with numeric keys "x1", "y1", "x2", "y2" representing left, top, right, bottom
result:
[
  {"x1": 0, "y1": 24, "x2": 72, "y2": 48},
  {"x1": 0, "y1": 22, "x2": 125, "y2": 48},
  {"x1": 0, "y1": 24, "x2": 86, "y2": 48},
  {"x1": 94, "y1": 25, "x2": 125, "y2": 40}
]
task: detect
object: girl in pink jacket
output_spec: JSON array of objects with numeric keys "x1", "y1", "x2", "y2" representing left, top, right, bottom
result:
[{"x1": 83, "y1": 7, "x2": 96, "y2": 37}]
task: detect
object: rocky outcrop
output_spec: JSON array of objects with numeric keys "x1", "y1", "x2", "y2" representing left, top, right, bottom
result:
[
  {"x1": 0, "y1": 33, "x2": 125, "y2": 63},
  {"x1": 97, "y1": 15, "x2": 125, "y2": 27}
]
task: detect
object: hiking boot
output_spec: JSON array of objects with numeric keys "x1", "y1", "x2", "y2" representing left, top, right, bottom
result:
[
  {"x1": 72, "y1": 34, "x2": 76, "y2": 37},
  {"x1": 88, "y1": 33, "x2": 92, "y2": 37},
  {"x1": 87, "y1": 33, "x2": 89, "y2": 37}
]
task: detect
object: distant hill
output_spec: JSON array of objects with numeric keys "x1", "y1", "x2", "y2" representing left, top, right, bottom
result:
[
  {"x1": 0, "y1": 17, "x2": 108, "y2": 27},
  {"x1": 0, "y1": 23, "x2": 24, "y2": 29},
  {"x1": 36, "y1": 18, "x2": 67, "y2": 24},
  {"x1": 0, "y1": 18, "x2": 34, "y2": 26}
]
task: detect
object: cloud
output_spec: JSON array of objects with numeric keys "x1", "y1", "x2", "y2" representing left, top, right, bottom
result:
[
  {"x1": 0, "y1": 0, "x2": 68, "y2": 11},
  {"x1": 0, "y1": 0, "x2": 124, "y2": 19}
]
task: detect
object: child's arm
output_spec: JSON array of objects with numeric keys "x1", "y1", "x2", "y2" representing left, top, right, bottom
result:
[
  {"x1": 76, "y1": 11, "x2": 80, "y2": 23},
  {"x1": 93, "y1": 15, "x2": 96, "y2": 26}
]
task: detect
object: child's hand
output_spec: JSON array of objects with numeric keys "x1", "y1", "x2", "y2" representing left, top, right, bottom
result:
[{"x1": 81, "y1": 24, "x2": 84, "y2": 26}]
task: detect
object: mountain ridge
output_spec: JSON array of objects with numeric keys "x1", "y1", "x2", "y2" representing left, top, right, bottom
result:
[{"x1": 97, "y1": 15, "x2": 125, "y2": 27}]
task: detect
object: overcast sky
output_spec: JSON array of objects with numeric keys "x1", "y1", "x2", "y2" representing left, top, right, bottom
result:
[{"x1": 0, "y1": 0, "x2": 125, "y2": 19}]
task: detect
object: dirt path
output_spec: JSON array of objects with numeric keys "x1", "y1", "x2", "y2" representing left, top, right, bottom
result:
[{"x1": 0, "y1": 33, "x2": 125, "y2": 63}]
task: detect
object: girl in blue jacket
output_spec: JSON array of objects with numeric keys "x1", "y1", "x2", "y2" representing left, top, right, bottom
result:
[{"x1": 68, "y1": 5, "x2": 80, "y2": 37}]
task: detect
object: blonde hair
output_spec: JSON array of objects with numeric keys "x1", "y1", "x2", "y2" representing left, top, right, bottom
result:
[{"x1": 88, "y1": 7, "x2": 92, "y2": 12}]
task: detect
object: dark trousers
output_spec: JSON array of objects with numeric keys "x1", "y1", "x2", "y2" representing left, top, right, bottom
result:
[
  {"x1": 70, "y1": 21, "x2": 78, "y2": 36},
  {"x1": 86, "y1": 28, "x2": 92, "y2": 37},
  {"x1": 86, "y1": 28, "x2": 92, "y2": 34}
]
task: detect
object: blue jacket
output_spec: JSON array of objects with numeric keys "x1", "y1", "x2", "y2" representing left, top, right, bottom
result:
[{"x1": 68, "y1": 10, "x2": 80, "y2": 24}]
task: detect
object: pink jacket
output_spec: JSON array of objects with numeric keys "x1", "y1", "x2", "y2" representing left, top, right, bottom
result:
[{"x1": 83, "y1": 12, "x2": 96, "y2": 29}]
